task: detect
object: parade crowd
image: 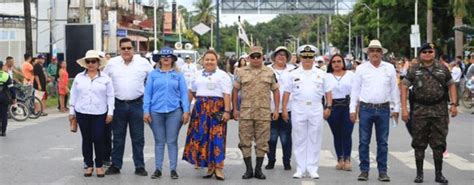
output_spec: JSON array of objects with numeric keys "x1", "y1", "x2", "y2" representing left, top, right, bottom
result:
[{"x1": 1, "y1": 37, "x2": 474, "y2": 184}]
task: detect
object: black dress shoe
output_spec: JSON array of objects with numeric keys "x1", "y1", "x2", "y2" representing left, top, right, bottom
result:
[
  {"x1": 151, "y1": 170, "x2": 162, "y2": 179},
  {"x1": 283, "y1": 162, "x2": 292, "y2": 170},
  {"x1": 105, "y1": 165, "x2": 120, "y2": 175},
  {"x1": 135, "y1": 167, "x2": 148, "y2": 176},
  {"x1": 357, "y1": 172, "x2": 369, "y2": 181},
  {"x1": 265, "y1": 160, "x2": 275, "y2": 170},
  {"x1": 378, "y1": 173, "x2": 390, "y2": 182},
  {"x1": 170, "y1": 170, "x2": 179, "y2": 179}
]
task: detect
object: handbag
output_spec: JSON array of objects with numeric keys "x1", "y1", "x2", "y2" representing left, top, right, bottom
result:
[{"x1": 69, "y1": 117, "x2": 78, "y2": 133}]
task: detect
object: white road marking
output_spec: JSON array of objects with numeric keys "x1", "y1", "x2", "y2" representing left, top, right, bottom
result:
[
  {"x1": 390, "y1": 151, "x2": 434, "y2": 169},
  {"x1": 443, "y1": 153, "x2": 474, "y2": 171},
  {"x1": 301, "y1": 180, "x2": 316, "y2": 185}
]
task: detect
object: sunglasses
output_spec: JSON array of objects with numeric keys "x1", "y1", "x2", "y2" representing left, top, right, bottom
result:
[
  {"x1": 332, "y1": 60, "x2": 343, "y2": 63},
  {"x1": 301, "y1": 56, "x2": 314, "y2": 59},
  {"x1": 121, "y1": 47, "x2": 132, "y2": 51},
  {"x1": 250, "y1": 54, "x2": 262, "y2": 59},
  {"x1": 368, "y1": 49, "x2": 382, "y2": 53},
  {"x1": 421, "y1": 50, "x2": 434, "y2": 54},
  {"x1": 85, "y1": 59, "x2": 98, "y2": 64}
]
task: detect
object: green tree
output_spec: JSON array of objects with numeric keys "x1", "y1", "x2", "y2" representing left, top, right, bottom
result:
[{"x1": 193, "y1": 0, "x2": 216, "y2": 26}]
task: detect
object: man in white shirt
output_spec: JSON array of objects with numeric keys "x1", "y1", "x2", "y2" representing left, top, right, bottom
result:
[
  {"x1": 104, "y1": 38, "x2": 153, "y2": 176},
  {"x1": 265, "y1": 46, "x2": 296, "y2": 171},
  {"x1": 349, "y1": 40, "x2": 400, "y2": 182}
]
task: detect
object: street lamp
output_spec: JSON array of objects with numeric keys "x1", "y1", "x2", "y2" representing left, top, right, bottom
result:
[
  {"x1": 361, "y1": 3, "x2": 380, "y2": 39},
  {"x1": 337, "y1": 18, "x2": 351, "y2": 56}
]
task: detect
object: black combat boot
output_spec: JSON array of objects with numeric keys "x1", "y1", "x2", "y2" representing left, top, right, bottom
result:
[
  {"x1": 242, "y1": 157, "x2": 253, "y2": 179},
  {"x1": 265, "y1": 159, "x2": 275, "y2": 170},
  {"x1": 434, "y1": 159, "x2": 448, "y2": 183},
  {"x1": 414, "y1": 159, "x2": 423, "y2": 183},
  {"x1": 254, "y1": 157, "x2": 266, "y2": 179}
]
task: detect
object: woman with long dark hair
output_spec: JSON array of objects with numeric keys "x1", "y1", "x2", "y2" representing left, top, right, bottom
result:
[{"x1": 326, "y1": 54, "x2": 355, "y2": 171}]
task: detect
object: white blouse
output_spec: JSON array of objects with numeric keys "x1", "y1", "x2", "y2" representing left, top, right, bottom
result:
[
  {"x1": 69, "y1": 71, "x2": 115, "y2": 116},
  {"x1": 326, "y1": 71, "x2": 355, "y2": 99},
  {"x1": 191, "y1": 69, "x2": 232, "y2": 98}
]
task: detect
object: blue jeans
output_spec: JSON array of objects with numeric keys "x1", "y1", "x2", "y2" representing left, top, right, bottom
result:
[
  {"x1": 149, "y1": 108, "x2": 183, "y2": 171},
  {"x1": 267, "y1": 112, "x2": 292, "y2": 163},
  {"x1": 358, "y1": 104, "x2": 390, "y2": 173},
  {"x1": 327, "y1": 106, "x2": 354, "y2": 160},
  {"x1": 76, "y1": 112, "x2": 106, "y2": 168},
  {"x1": 111, "y1": 100, "x2": 145, "y2": 169}
]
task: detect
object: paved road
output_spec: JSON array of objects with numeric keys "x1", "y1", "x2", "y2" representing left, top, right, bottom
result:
[{"x1": 0, "y1": 108, "x2": 473, "y2": 185}]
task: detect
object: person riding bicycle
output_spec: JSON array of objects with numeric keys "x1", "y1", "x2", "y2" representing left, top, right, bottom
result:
[{"x1": 1, "y1": 61, "x2": 17, "y2": 137}]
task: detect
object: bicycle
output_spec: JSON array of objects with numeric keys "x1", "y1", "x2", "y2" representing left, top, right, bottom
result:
[
  {"x1": 8, "y1": 102, "x2": 29, "y2": 121},
  {"x1": 13, "y1": 84, "x2": 43, "y2": 119}
]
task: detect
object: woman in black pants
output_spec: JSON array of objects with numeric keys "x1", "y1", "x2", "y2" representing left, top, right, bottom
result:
[{"x1": 69, "y1": 50, "x2": 115, "y2": 177}]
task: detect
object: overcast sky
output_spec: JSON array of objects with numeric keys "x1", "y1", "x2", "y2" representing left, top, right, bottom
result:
[{"x1": 144, "y1": 0, "x2": 277, "y2": 26}]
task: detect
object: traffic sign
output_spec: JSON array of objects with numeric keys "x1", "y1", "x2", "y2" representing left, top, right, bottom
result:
[{"x1": 192, "y1": 23, "x2": 211, "y2": 36}]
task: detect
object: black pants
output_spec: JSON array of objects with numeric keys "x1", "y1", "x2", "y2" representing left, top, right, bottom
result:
[
  {"x1": 0, "y1": 103, "x2": 7, "y2": 134},
  {"x1": 104, "y1": 123, "x2": 112, "y2": 162},
  {"x1": 267, "y1": 112, "x2": 292, "y2": 163},
  {"x1": 76, "y1": 112, "x2": 107, "y2": 168}
]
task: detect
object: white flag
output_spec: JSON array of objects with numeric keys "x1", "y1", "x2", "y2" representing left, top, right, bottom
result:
[{"x1": 238, "y1": 22, "x2": 250, "y2": 46}]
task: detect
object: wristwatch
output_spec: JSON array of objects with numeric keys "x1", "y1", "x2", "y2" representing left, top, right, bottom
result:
[
  {"x1": 449, "y1": 103, "x2": 459, "y2": 107},
  {"x1": 325, "y1": 105, "x2": 333, "y2": 110}
]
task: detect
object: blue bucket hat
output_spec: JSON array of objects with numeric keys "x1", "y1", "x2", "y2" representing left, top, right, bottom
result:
[{"x1": 158, "y1": 47, "x2": 177, "y2": 61}]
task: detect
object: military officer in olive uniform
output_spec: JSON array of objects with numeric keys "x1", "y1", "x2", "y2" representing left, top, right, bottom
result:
[
  {"x1": 401, "y1": 43, "x2": 458, "y2": 184},
  {"x1": 232, "y1": 46, "x2": 280, "y2": 180}
]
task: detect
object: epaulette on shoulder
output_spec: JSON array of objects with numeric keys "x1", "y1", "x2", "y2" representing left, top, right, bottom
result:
[{"x1": 289, "y1": 66, "x2": 299, "y2": 72}]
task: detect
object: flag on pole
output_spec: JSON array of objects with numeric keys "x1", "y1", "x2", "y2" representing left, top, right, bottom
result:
[{"x1": 238, "y1": 22, "x2": 250, "y2": 46}]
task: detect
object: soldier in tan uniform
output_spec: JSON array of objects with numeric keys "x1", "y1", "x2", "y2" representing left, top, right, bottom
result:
[{"x1": 232, "y1": 46, "x2": 280, "y2": 180}]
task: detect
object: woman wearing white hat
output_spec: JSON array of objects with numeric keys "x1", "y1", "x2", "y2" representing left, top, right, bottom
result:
[{"x1": 69, "y1": 50, "x2": 115, "y2": 177}]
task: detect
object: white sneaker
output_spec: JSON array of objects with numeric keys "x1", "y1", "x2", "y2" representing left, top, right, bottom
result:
[
  {"x1": 310, "y1": 173, "x2": 320, "y2": 179},
  {"x1": 293, "y1": 172, "x2": 304, "y2": 179}
]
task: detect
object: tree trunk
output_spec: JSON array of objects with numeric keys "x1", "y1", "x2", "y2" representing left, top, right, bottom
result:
[
  {"x1": 24, "y1": 0, "x2": 33, "y2": 56},
  {"x1": 454, "y1": 16, "x2": 463, "y2": 57},
  {"x1": 427, "y1": 0, "x2": 433, "y2": 43}
]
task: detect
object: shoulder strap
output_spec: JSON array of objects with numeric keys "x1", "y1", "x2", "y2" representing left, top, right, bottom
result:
[{"x1": 419, "y1": 67, "x2": 447, "y2": 88}]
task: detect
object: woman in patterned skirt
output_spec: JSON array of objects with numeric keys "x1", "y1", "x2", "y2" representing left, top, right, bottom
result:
[{"x1": 183, "y1": 50, "x2": 232, "y2": 180}]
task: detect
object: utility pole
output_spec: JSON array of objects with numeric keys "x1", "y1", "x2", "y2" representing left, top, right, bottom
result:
[
  {"x1": 216, "y1": 0, "x2": 220, "y2": 52},
  {"x1": 414, "y1": 0, "x2": 418, "y2": 58},
  {"x1": 79, "y1": 0, "x2": 85, "y2": 23},
  {"x1": 24, "y1": 0, "x2": 33, "y2": 56}
]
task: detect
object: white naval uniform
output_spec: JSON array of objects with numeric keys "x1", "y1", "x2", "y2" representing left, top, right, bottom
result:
[{"x1": 283, "y1": 66, "x2": 333, "y2": 177}]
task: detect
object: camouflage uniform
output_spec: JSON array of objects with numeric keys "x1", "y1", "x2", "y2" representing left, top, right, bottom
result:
[
  {"x1": 234, "y1": 65, "x2": 279, "y2": 158},
  {"x1": 403, "y1": 61, "x2": 453, "y2": 161}
]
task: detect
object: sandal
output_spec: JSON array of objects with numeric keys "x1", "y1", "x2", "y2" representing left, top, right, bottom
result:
[{"x1": 84, "y1": 167, "x2": 93, "y2": 177}]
